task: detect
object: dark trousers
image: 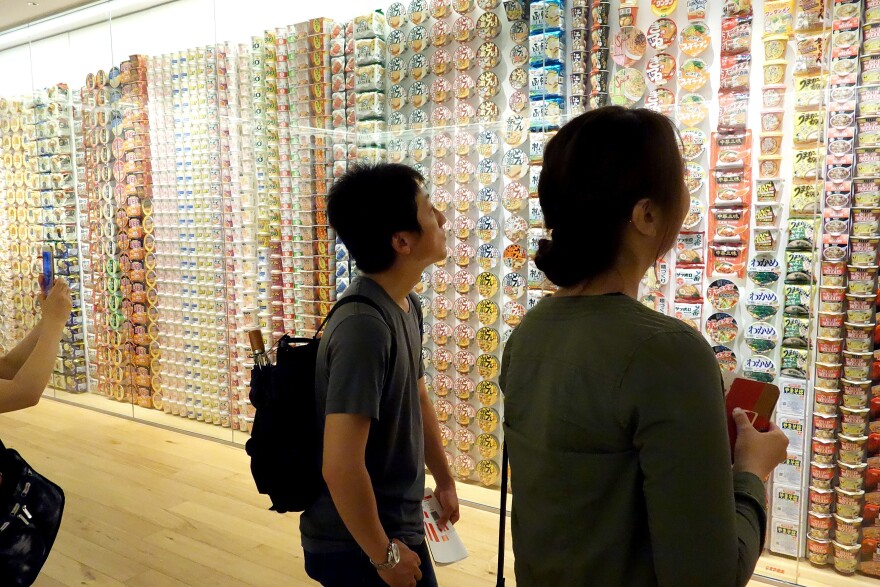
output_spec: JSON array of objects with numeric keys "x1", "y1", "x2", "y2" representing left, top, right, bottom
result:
[{"x1": 304, "y1": 540, "x2": 438, "y2": 587}]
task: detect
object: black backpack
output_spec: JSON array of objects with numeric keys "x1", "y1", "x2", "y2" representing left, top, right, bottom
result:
[{"x1": 246, "y1": 293, "x2": 422, "y2": 513}]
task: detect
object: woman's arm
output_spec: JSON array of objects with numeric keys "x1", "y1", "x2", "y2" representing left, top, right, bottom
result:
[
  {"x1": 0, "y1": 321, "x2": 45, "y2": 380},
  {"x1": 0, "y1": 280, "x2": 72, "y2": 413},
  {"x1": 620, "y1": 329, "x2": 767, "y2": 587}
]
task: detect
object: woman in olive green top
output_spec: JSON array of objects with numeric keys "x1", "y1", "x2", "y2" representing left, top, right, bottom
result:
[{"x1": 500, "y1": 107, "x2": 789, "y2": 587}]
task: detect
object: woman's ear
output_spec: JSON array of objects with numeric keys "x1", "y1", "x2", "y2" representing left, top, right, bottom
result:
[{"x1": 630, "y1": 198, "x2": 658, "y2": 238}]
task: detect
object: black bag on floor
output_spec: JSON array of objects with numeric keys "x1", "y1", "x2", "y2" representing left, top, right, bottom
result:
[
  {"x1": 246, "y1": 294, "x2": 420, "y2": 514},
  {"x1": 0, "y1": 438, "x2": 65, "y2": 587}
]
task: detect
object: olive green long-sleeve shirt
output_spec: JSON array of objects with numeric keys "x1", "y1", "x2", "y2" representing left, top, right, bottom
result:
[{"x1": 500, "y1": 294, "x2": 767, "y2": 587}]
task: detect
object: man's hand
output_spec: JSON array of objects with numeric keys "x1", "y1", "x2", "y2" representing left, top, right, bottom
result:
[
  {"x1": 434, "y1": 480, "x2": 460, "y2": 528},
  {"x1": 377, "y1": 539, "x2": 422, "y2": 587}
]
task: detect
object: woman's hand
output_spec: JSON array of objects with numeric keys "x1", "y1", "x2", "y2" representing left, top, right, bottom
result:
[
  {"x1": 732, "y1": 408, "x2": 789, "y2": 481},
  {"x1": 38, "y1": 277, "x2": 73, "y2": 326}
]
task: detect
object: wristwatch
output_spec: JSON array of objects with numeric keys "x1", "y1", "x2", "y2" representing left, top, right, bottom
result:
[{"x1": 370, "y1": 541, "x2": 401, "y2": 571}]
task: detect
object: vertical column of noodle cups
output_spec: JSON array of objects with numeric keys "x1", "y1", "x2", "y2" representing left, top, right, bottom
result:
[
  {"x1": 33, "y1": 85, "x2": 88, "y2": 395},
  {"x1": 474, "y1": 0, "x2": 528, "y2": 488},
  {"x1": 852, "y1": 1, "x2": 880, "y2": 576},
  {"x1": 290, "y1": 18, "x2": 336, "y2": 337},
  {"x1": 567, "y1": 0, "x2": 588, "y2": 116},
  {"x1": 310, "y1": 18, "x2": 338, "y2": 329},
  {"x1": 213, "y1": 41, "x2": 241, "y2": 429},
  {"x1": 80, "y1": 74, "x2": 100, "y2": 397},
  {"x1": 287, "y1": 24, "x2": 310, "y2": 338},
  {"x1": 249, "y1": 33, "x2": 274, "y2": 367},
  {"x1": 745, "y1": 3, "x2": 796, "y2": 464},
  {"x1": 274, "y1": 27, "x2": 296, "y2": 337},
  {"x1": 73, "y1": 84, "x2": 94, "y2": 390},
  {"x1": 259, "y1": 28, "x2": 285, "y2": 345},
  {"x1": 706, "y1": 3, "x2": 753, "y2": 390},
  {"x1": 330, "y1": 20, "x2": 356, "y2": 297},
  {"x1": 0, "y1": 96, "x2": 13, "y2": 354},
  {"x1": 147, "y1": 52, "x2": 177, "y2": 416},
  {"x1": 122, "y1": 58, "x2": 153, "y2": 407},
  {"x1": 82, "y1": 67, "x2": 125, "y2": 401},
  {"x1": 0, "y1": 97, "x2": 39, "y2": 351},
  {"x1": 231, "y1": 42, "x2": 262, "y2": 432},
  {"x1": 637, "y1": 3, "x2": 678, "y2": 327}
]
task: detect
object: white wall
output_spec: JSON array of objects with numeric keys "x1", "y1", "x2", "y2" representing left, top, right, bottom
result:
[{"x1": 0, "y1": 0, "x2": 379, "y2": 95}]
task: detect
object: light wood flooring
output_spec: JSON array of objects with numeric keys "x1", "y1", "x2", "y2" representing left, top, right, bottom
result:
[{"x1": 0, "y1": 398, "x2": 867, "y2": 587}]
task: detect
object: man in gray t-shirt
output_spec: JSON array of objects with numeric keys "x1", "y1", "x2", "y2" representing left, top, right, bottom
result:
[
  {"x1": 300, "y1": 163, "x2": 460, "y2": 587},
  {"x1": 300, "y1": 277, "x2": 426, "y2": 548}
]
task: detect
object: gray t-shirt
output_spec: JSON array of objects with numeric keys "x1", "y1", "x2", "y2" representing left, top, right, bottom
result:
[{"x1": 300, "y1": 276, "x2": 426, "y2": 553}]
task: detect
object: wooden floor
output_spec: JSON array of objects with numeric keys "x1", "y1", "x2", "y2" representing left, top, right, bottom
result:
[
  {"x1": 2, "y1": 399, "x2": 514, "y2": 587},
  {"x1": 0, "y1": 399, "x2": 861, "y2": 587}
]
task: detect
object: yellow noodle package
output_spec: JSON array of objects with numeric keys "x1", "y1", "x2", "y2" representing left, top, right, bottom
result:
[{"x1": 764, "y1": 0, "x2": 795, "y2": 35}]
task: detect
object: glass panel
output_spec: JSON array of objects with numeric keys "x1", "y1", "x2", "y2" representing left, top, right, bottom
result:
[{"x1": 4, "y1": 2, "x2": 880, "y2": 584}]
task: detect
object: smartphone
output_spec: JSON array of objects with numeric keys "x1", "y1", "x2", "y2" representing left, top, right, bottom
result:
[
  {"x1": 41, "y1": 245, "x2": 54, "y2": 294},
  {"x1": 726, "y1": 377, "x2": 780, "y2": 460}
]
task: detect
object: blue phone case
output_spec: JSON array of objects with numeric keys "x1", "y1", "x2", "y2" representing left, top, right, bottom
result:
[{"x1": 42, "y1": 249, "x2": 54, "y2": 292}]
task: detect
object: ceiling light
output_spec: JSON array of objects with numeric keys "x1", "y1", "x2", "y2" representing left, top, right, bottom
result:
[{"x1": 27, "y1": 2, "x2": 39, "y2": 6}]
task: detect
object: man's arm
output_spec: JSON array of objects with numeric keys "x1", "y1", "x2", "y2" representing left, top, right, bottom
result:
[
  {"x1": 323, "y1": 413, "x2": 392, "y2": 562},
  {"x1": 419, "y1": 377, "x2": 460, "y2": 526},
  {"x1": 0, "y1": 321, "x2": 46, "y2": 380},
  {"x1": 323, "y1": 413, "x2": 423, "y2": 587}
]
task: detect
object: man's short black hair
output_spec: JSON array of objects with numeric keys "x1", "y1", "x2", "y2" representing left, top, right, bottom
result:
[{"x1": 327, "y1": 163, "x2": 425, "y2": 274}]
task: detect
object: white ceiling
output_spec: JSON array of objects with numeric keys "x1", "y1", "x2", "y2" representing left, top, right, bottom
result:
[{"x1": 0, "y1": 0, "x2": 96, "y2": 32}]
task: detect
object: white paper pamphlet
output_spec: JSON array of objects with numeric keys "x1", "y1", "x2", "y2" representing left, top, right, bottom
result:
[{"x1": 422, "y1": 487, "x2": 468, "y2": 565}]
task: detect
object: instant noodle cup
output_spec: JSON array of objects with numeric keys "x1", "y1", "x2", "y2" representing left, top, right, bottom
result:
[
  {"x1": 840, "y1": 406, "x2": 870, "y2": 436},
  {"x1": 815, "y1": 387, "x2": 841, "y2": 413},
  {"x1": 763, "y1": 60, "x2": 787, "y2": 85},
  {"x1": 842, "y1": 378, "x2": 871, "y2": 401},
  {"x1": 807, "y1": 534, "x2": 832, "y2": 566},
  {"x1": 846, "y1": 294, "x2": 876, "y2": 324},
  {"x1": 834, "y1": 514, "x2": 864, "y2": 546},
  {"x1": 864, "y1": 55, "x2": 880, "y2": 85},
  {"x1": 844, "y1": 351, "x2": 873, "y2": 380},
  {"x1": 847, "y1": 266, "x2": 878, "y2": 295},
  {"x1": 817, "y1": 336, "x2": 844, "y2": 363},
  {"x1": 850, "y1": 237, "x2": 880, "y2": 266},
  {"x1": 679, "y1": 58, "x2": 709, "y2": 91},
  {"x1": 835, "y1": 488, "x2": 865, "y2": 519},
  {"x1": 855, "y1": 178, "x2": 880, "y2": 207},
  {"x1": 859, "y1": 85, "x2": 880, "y2": 116},
  {"x1": 759, "y1": 134, "x2": 783, "y2": 157},
  {"x1": 857, "y1": 149, "x2": 880, "y2": 178},
  {"x1": 811, "y1": 461, "x2": 837, "y2": 489},
  {"x1": 845, "y1": 322, "x2": 874, "y2": 353},
  {"x1": 839, "y1": 434, "x2": 869, "y2": 465},
  {"x1": 680, "y1": 21, "x2": 711, "y2": 57},
  {"x1": 852, "y1": 208, "x2": 880, "y2": 237},
  {"x1": 808, "y1": 510, "x2": 834, "y2": 540},
  {"x1": 811, "y1": 437, "x2": 838, "y2": 466},
  {"x1": 761, "y1": 109, "x2": 784, "y2": 133},
  {"x1": 764, "y1": 34, "x2": 788, "y2": 60},
  {"x1": 838, "y1": 461, "x2": 868, "y2": 492},
  {"x1": 860, "y1": 116, "x2": 880, "y2": 147},
  {"x1": 813, "y1": 413, "x2": 839, "y2": 439}
]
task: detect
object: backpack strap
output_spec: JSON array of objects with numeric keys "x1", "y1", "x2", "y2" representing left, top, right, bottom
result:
[
  {"x1": 314, "y1": 294, "x2": 387, "y2": 338},
  {"x1": 316, "y1": 294, "x2": 399, "y2": 388}
]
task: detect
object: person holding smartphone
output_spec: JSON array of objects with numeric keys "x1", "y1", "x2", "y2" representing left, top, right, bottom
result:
[
  {"x1": 499, "y1": 107, "x2": 789, "y2": 587},
  {"x1": 0, "y1": 277, "x2": 72, "y2": 414}
]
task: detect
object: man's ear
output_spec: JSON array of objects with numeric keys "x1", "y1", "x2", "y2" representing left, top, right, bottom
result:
[{"x1": 391, "y1": 232, "x2": 413, "y2": 255}]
